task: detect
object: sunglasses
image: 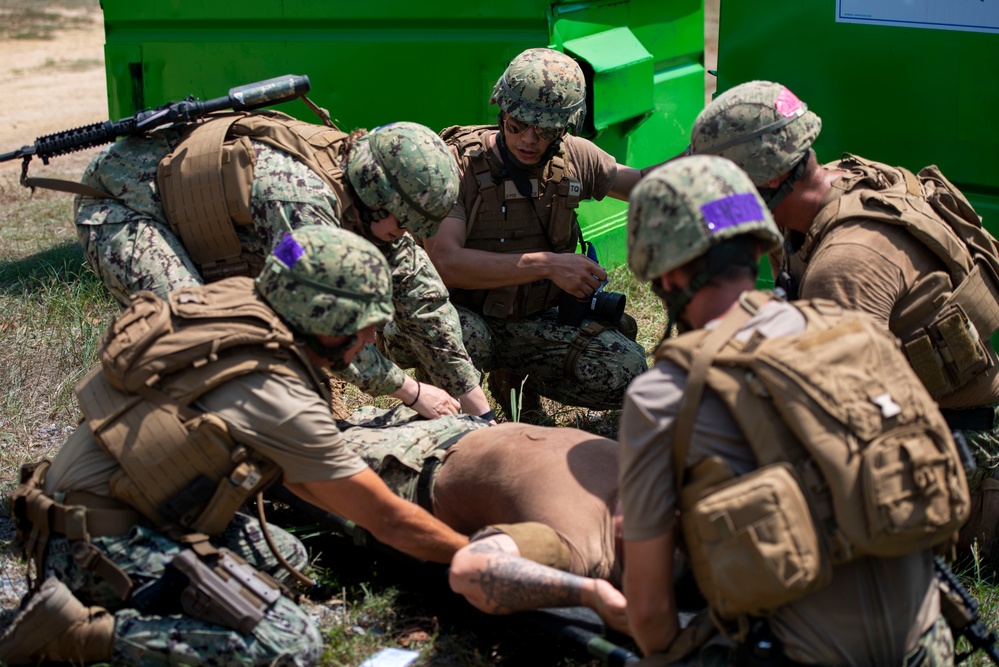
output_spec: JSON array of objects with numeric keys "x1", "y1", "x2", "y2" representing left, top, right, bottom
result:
[{"x1": 503, "y1": 116, "x2": 564, "y2": 143}]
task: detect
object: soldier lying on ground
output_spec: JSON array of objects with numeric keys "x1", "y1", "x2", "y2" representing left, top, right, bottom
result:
[
  {"x1": 75, "y1": 113, "x2": 494, "y2": 420},
  {"x1": 317, "y1": 414, "x2": 627, "y2": 632},
  {"x1": 0, "y1": 226, "x2": 489, "y2": 666}
]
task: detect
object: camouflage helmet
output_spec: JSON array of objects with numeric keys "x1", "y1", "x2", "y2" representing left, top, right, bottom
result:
[
  {"x1": 490, "y1": 48, "x2": 587, "y2": 133},
  {"x1": 627, "y1": 155, "x2": 782, "y2": 281},
  {"x1": 347, "y1": 122, "x2": 460, "y2": 238},
  {"x1": 255, "y1": 226, "x2": 393, "y2": 337},
  {"x1": 690, "y1": 81, "x2": 821, "y2": 186}
]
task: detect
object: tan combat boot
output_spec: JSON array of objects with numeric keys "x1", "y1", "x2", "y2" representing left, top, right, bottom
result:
[{"x1": 0, "y1": 577, "x2": 114, "y2": 665}]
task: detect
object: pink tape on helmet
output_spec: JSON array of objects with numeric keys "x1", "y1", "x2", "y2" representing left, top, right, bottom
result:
[{"x1": 775, "y1": 87, "x2": 804, "y2": 118}]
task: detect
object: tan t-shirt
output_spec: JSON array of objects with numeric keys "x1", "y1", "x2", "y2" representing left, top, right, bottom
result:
[
  {"x1": 446, "y1": 128, "x2": 619, "y2": 226},
  {"x1": 44, "y1": 370, "x2": 368, "y2": 496},
  {"x1": 432, "y1": 423, "x2": 619, "y2": 583},
  {"x1": 618, "y1": 299, "x2": 939, "y2": 665},
  {"x1": 799, "y1": 184, "x2": 999, "y2": 409}
]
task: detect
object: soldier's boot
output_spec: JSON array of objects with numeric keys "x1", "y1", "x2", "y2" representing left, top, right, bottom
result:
[
  {"x1": 487, "y1": 369, "x2": 542, "y2": 421},
  {"x1": 0, "y1": 577, "x2": 114, "y2": 665}
]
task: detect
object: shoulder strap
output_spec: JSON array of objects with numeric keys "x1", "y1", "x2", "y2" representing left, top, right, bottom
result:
[{"x1": 671, "y1": 295, "x2": 763, "y2": 495}]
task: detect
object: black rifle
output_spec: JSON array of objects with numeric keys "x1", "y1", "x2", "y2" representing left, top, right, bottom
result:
[
  {"x1": 0, "y1": 74, "x2": 310, "y2": 188},
  {"x1": 935, "y1": 556, "x2": 999, "y2": 665}
]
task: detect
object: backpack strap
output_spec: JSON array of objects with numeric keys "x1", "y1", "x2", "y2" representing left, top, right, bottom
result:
[{"x1": 672, "y1": 294, "x2": 765, "y2": 494}]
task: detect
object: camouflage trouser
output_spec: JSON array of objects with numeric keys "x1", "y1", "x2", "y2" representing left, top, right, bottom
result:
[
  {"x1": 74, "y1": 135, "x2": 340, "y2": 307},
  {"x1": 638, "y1": 616, "x2": 954, "y2": 666},
  {"x1": 43, "y1": 514, "x2": 320, "y2": 666},
  {"x1": 958, "y1": 420, "x2": 999, "y2": 492},
  {"x1": 358, "y1": 235, "x2": 482, "y2": 398},
  {"x1": 449, "y1": 305, "x2": 648, "y2": 411},
  {"x1": 337, "y1": 404, "x2": 490, "y2": 505},
  {"x1": 956, "y1": 421, "x2": 999, "y2": 563}
]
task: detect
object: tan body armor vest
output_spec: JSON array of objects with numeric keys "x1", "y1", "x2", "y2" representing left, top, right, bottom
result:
[
  {"x1": 657, "y1": 292, "x2": 968, "y2": 629},
  {"x1": 74, "y1": 277, "x2": 330, "y2": 536},
  {"x1": 156, "y1": 111, "x2": 360, "y2": 281},
  {"x1": 801, "y1": 154, "x2": 999, "y2": 400},
  {"x1": 441, "y1": 125, "x2": 582, "y2": 320}
]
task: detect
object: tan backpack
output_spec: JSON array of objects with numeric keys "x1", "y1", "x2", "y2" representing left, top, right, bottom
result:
[
  {"x1": 75, "y1": 277, "x2": 329, "y2": 535},
  {"x1": 658, "y1": 292, "x2": 970, "y2": 628},
  {"x1": 805, "y1": 155, "x2": 999, "y2": 399}
]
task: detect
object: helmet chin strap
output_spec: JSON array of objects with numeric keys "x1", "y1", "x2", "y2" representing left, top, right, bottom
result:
[
  {"x1": 663, "y1": 271, "x2": 712, "y2": 336},
  {"x1": 758, "y1": 149, "x2": 812, "y2": 211},
  {"x1": 301, "y1": 334, "x2": 358, "y2": 372}
]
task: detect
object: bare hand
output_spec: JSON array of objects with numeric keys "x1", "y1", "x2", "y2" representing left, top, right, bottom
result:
[
  {"x1": 593, "y1": 579, "x2": 630, "y2": 636},
  {"x1": 547, "y1": 252, "x2": 606, "y2": 298},
  {"x1": 411, "y1": 382, "x2": 461, "y2": 419}
]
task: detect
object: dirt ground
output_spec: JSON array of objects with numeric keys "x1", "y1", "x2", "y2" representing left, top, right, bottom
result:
[{"x1": 0, "y1": 5, "x2": 107, "y2": 179}]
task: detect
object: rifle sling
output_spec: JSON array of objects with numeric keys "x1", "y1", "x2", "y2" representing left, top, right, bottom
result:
[{"x1": 22, "y1": 176, "x2": 118, "y2": 200}]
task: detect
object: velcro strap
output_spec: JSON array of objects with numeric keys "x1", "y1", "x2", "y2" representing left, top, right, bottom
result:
[
  {"x1": 949, "y1": 261, "x2": 999, "y2": 341},
  {"x1": 49, "y1": 502, "x2": 140, "y2": 539},
  {"x1": 904, "y1": 334, "x2": 950, "y2": 397},
  {"x1": 563, "y1": 321, "x2": 607, "y2": 379},
  {"x1": 71, "y1": 541, "x2": 134, "y2": 601}
]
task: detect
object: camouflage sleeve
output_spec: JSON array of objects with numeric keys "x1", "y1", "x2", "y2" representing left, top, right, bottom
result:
[
  {"x1": 381, "y1": 235, "x2": 482, "y2": 396},
  {"x1": 333, "y1": 343, "x2": 408, "y2": 397},
  {"x1": 241, "y1": 142, "x2": 343, "y2": 257}
]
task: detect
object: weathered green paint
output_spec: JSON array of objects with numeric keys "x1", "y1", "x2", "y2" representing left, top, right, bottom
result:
[
  {"x1": 716, "y1": 1, "x2": 999, "y2": 222},
  {"x1": 100, "y1": 0, "x2": 705, "y2": 268}
]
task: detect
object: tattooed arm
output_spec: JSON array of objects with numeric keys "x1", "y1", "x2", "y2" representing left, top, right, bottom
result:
[{"x1": 448, "y1": 532, "x2": 629, "y2": 634}]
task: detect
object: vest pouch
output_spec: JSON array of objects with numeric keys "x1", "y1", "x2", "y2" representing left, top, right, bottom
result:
[
  {"x1": 681, "y1": 462, "x2": 830, "y2": 620},
  {"x1": 101, "y1": 404, "x2": 237, "y2": 530},
  {"x1": 219, "y1": 135, "x2": 255, "y2": 227},
  {"x1": 481, "y1": 284, "x2": 519, "y2": 319},
  {"x1": 548, "y1": 177, "x2": 581, "y2": 248},
  {"x1": 157, "y1": 116, "x2": 245, "y2": 271},
  {"x1": 861, "y1": 424, "x2": 969, "y2": 555},
  {"x1": 907, "y1": 303, "x2": 994, "y2": 399}
]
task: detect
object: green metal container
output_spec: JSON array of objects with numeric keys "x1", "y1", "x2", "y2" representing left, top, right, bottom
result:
[
  {"x1": 716, "y1": 1, "x2": 999, "y2": 223},
  {"x1": 101, "y1": 0, "x2": 705, "y2": 267},
  {"x1": 717, "y1": 0, "x2": 999, "y2": 344}
]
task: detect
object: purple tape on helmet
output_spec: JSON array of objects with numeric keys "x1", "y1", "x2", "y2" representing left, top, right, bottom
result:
[
  {"x1": 274, "y1": 232, "x2": 306, "y2": 268},
  {"x1": 700, "y1": 193, "x2": 764, "y2": 232}
]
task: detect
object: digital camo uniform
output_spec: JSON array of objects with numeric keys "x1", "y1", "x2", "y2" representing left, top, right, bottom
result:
[
  {"x1": 335, "y1": 404, "x2": 490, "y2": 506},
  {"x1": 42, "y1": 515, "x2": 318, "y2": 666},
  {"x1": 75, "y1": 118, "x2": 482, "y2": 401},
  {"x1": 439, "y1": 48, "x2": 647, "y2": 413}
]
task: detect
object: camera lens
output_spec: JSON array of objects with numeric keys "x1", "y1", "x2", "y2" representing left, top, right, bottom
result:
[{"x1": 592, "y1": 291, "x2": 626, "y2": 325}]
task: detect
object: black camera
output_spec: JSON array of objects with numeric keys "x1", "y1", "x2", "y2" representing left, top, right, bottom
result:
[{"x1": 557, "y1": 289, "x2": 626, "y2": 327}]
